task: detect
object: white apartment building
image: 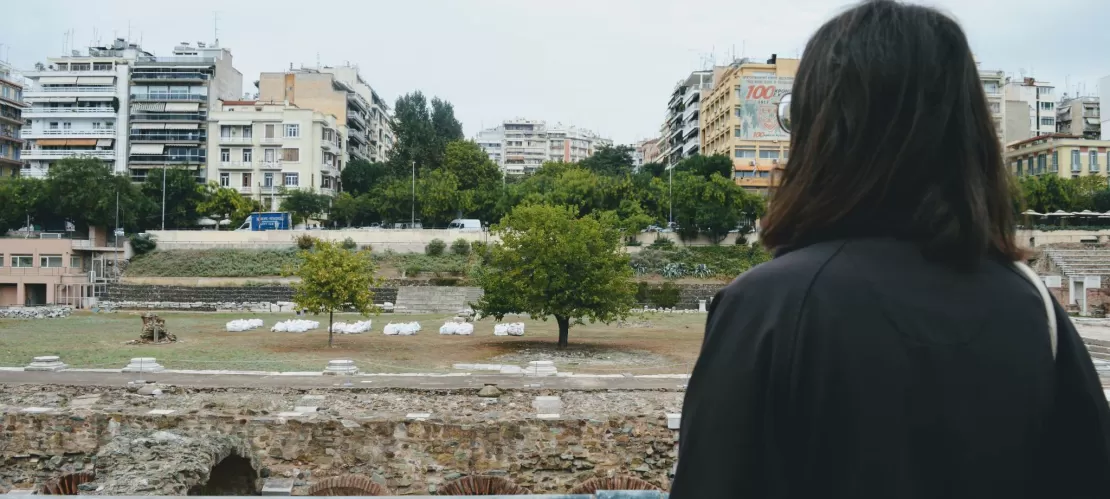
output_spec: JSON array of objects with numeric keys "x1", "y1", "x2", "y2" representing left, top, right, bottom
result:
[
  {"x1": 128, "y1": 41, "x2": 242, "y2": 183},
  {"x1": 1005, "y1": 77, "x2": 1057, "y2": 139},
  {"x1": 319, "y1": 65, "x2": 393, "y2": 163},
  {"x1": 662, "y1": 70, "x2": 713, "y2": 167},
  {"x1": 21, "y1": 39, "x2": 147, "y2": 178},
  {"x1": 1100, "y1": 75, "x2": 1110, "y2": 140},
  {"x1": 979, "y1": 69, "x2": 1007, "y2": 145},
  {"x1": 207, "y1": 100, "x2": 345, "y2": 211},
  {"x1": 475, "y1": 119, "x2": 611, "y2": 175},
  {"x1": 1056, "y1": 96, "x2": 1100, "y2": 139}
]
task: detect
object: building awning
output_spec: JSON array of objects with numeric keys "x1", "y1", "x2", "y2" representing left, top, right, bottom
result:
[
  {"x1": 164, "y1": 123, "x2": 199, "y2": 129},
  {"x1": 36, "y1": 139, "x2": 69, "y2": 146},
  {"x1": 75, "y1": 76, "x2": 114, "y2": 85},
  {"x1": 38, "y1": 76, "x2": 78, "y2": 85},
  {"x1": 96, "y1": 139, "x2": 114, "y2": 147},
  {"x1": 1087, "y1": 118, "x2": 1101, "y2": 126},
  {"x1": 165, "y1": 102, "x2": 200, "y2": 112},
  {"x1": 131, "y1": 144, "x2": 165, "y2": 154},
  {"x1": 132, "y1": 102, "x2": 165, "y2": 112},
  {"x1": 78, "y1": 97, "x2": 114, "y2": 102},
  {"x1": 45, "y1": 97, "x2": 77, "y2": 103},
  {"x1": 67, "y1": 139, "x2": 97, "y2": 146},
  {"x1": 131, "y1": 123, "x2": 165, "y2": 130},
  {"x1": 219, "y1": 120, "x2": 253, "y2": 126}
]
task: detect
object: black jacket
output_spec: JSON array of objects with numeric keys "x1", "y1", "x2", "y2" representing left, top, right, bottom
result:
[{"x1": 671, "y1": 238, "x2": 1110, "y2": 498}]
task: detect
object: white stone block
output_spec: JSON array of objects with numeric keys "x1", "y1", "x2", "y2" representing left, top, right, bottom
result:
[
  {"x1": 261, "y1": 478, "x2": 295, "y2": 496},
  {"x1": 25, "y1": 355, "x2": 67, "y2": 372},
  {"x1": 293, "y1": 406, "x2": 318, "y2": 413},
  {"x1": 276, "y1": 411, "x2": 304, "y2": 417},
  {"x1": 666, "y1": 413, "x2": 682, "y2": 430},
  {"x1": 532, "y1": 396, "x2": 563, "y2": 414},
  {"x1": 147, "y1": 409, "x2": 175, "y2": 415},
  {"x1": 698, "y1": 300, "x2": 707, "y2": 312},
  {"x1": 499, "y1": 365, "x2": 524, "y2": 374},
  {"x1": 406, "y1": 412, "x2": 431, "y2": 420},
  {"x1": 21, "y1": 407, "x2": 53, "y2": 413},
  {"x1": 122, "y1": 357, "x2": 164, "y2": 373},
  {"x1": 525, "y1": 360, "x2": 557, "y2": 377},
  {"x1": 322, "y1": 359, "x2": 358, "y2": 375},
  {"x1": 536, "y1": 413, "x2": 560, "y2": 419}
]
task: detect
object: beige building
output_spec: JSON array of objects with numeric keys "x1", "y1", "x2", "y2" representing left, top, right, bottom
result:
[
  {"x1": 0, "y1": 60, "x2": 23, "y2": 178},
  {"x1": 258, "y1": 65, "x2": 390, "y2": 166},
  {"x1": 979, "y1": 68, "x2": 1007, "y2": 144},
  {"x1": 1057, "y1": 96, "x2": 1100, "y2": 139},
  {"x1": 1006, "y1": 133, "x2": 1110, "y2": 179},
  {"x1": 0, "y1": 227, "x2": 125, "y2": 307},
  {"x1": 207, "y1": 100, "x2": 345, "y2": 210},
  {"x1": 475, "y1": 119, "x2": 612, "y2": 175},
  {"x1": 700, "y1": 55, "x2": 799, "y2": 191}
]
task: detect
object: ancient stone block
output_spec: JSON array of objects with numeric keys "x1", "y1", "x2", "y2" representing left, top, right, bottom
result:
[
  {"x1": 122, "y1": 357, "x2": 165, "y2": 373},
  {"x1": 25, "y1": 355, "x2": 67, "y2": 372}
]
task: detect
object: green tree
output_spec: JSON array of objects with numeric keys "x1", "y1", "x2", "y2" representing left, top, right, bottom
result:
[
  {"x1": 474, "y1": 204, "x2": 636, "y2": 348},
  {"x1": 1072, "y1": 175, "x2": 1108, "y2": 211},
  {"x1": 331, "y1": 192, "x2": 379, "y2": 227},
  {"x1": 431, "y1": 97, "x2": 464, "y2": 165},
  {"x1": 675, "y1": 154, "x2": 733, "y2": 179},
  {"x1": 640, "y1": 162, "x2": 667, "y2": 178},
  {"x1": 418, "y1": 169, "x2": 460, "y2": 226},
  {"x1": 371, "y1": 177, "x2": 418, "y2": 224},
  {"x1": 47, "y1": 158, "x2": 144, "y2": 231},
  {"x1": 442, "y1": 140, "x2": 501, "y2": 190},
  {"x1": 578, "y1": 144, "x2": 635, "y2": 176},
  {"x1": 389, "y1": 91, "x2": 436, "y2": 174},
  {"x1": 279, "y1": 189, "x2": 332, "y2": 225},
  {"x1": 286, "y1": 239, "x2": 380, "y2": 347},
  {"x1": 141, "y1": 167, "x2": 206, "y2": 229},
  {"x1": 197, "y1": 182, "x2": 255, "y2": 229},
  {"x1": 0, "y1": 176, "x2": 52, "y2": 232},
  {"x1": 340, "y1": 159, "x2": 391, "y2": 195},
  {"x1": 671, "y1": 172, "x2": 765, "y2": 242}
]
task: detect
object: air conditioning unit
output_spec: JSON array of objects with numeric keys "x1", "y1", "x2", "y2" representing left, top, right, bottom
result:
[
  {"x1": 772, "y1": 159, "x2": 779, "y2": 165},
  {"x1": 749, "y1": 161, "x2": 756, "y2": 167}
]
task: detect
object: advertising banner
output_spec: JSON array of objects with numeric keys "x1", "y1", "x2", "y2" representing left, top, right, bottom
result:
[{"x1": 735, "y1": 75, "x2": 793, "y2": 141}]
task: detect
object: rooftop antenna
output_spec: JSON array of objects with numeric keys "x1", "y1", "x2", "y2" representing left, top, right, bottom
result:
[
  {"x1": 214, "y1": 12, "x2": 220, "y2": 45},
  {"x1": 316, "y1": 52, "x2": 321, "y2": 69},
  {"x1": 127, "y1": 22, "x2": 131, "y2": 44}
]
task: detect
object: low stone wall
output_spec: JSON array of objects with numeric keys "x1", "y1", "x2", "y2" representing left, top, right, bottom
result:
[{"x1": 0, "y1": 306, "x2": 72, "y2": 319}]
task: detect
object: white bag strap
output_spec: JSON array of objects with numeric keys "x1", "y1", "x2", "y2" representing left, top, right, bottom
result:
[{"x1": 1014, "y1": 261, "x2": 1058, "y2": 360}]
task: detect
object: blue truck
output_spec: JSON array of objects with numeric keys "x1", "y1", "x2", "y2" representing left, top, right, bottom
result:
[{"x1": 236, "y1": 212, "x2": 292, "y2": 231}]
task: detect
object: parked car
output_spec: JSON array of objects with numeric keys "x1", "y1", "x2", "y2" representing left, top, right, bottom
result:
[{"x1": 447, "y1": 219, "x2": 482, "y2": 231}]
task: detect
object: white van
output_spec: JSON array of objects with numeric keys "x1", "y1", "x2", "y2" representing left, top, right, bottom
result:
[{"x1": 448, "y1": 219, "x2": 482, "y2": 231}]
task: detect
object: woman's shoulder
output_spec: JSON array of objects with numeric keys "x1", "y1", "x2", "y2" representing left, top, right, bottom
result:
[{"x1": 721, "y1": 240, "x2": 851, "y2": 302}]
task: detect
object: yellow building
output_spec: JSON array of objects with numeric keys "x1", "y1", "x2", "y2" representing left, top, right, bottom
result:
[
  {"x1": 1006, "y1": 134, "x2": 1110, "y2": 179},
  {"x1": 700, "y1": 55, "x2": 799, "y2": 192}
]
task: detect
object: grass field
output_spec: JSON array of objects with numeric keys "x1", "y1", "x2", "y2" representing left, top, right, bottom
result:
[{"x1": 0, "y1": 311, "x2": 707, "y2": 374}]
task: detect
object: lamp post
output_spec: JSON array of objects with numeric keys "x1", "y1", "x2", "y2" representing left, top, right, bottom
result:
[
  {"x1": 160, "y1": 165, "x2": 167, "y2": 230},
  {"x1": 668, "y1": 164, "x2": 673, "y2": 227},
  {"x1": 411, "y1": 160, "x2": 416, "y2": 228}
]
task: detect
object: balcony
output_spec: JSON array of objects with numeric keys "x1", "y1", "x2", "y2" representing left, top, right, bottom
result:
[
  {"x1": 237, "y1": 186, "x2": 255, "y2": 194},
  {"x1": 23, "y1": 107, "x2": 116, "y2": 118},
  {"x1": 683, "y1": 101, "x2": 700, "y2": 121},
  {"x1": 21, "y1": 149, "x2": 114, "y2": 160},
  {"x1": 320, "y1": 163, "x2": 337, "y2": 173},
  {"x1": 128, "y1": 154, "x2": 205, "y2": 165},
  {"x1": 259, "y1": 160, "x2": 283, "y2": 170},
  {"x1": 130, "y1": 113, "x2": 206, "y2": 122},
  {"x1": 347, "y1": 128, "x2": 367, "y2": 143},
  {"x1": 0, "y1": 110, "x2": 22, "y2": 125},
  {"x1": 346, "y1": 112, "x2": 366, "y2": 128},
  {"x1": 130, "y1": 133, "x2": 206, "y2": 143},
  {"x1": 260, "y1": 185, "x2": 280, "y2": 194},
  {"x1": 683, "y1": 137, "x2": 699, "y2": 155},
  {"x1": 682, "y1": 123, "x2": 699, "y2": 139},
  {"x1": 24, "y1": 86, "x2": 116, "y2": 99},
  {"x1": 260, "y1": 137, "x2": 282, "y2": 145},
  {"x1": 130, "y1": 93, "x2": 207, "y2": 102},
  {"x1": 219, "y1": 160, "x2": 254, "y2": 170},
  {"x1": 219, "y1": 135, "x2": 253, "y2": 144},
  {"x1": 23, "y1": 129, "x2": 116, "y2": 138},
  {"x1": 1, "y1": 129, "x2": 22, "y2": 141},
  {"x1": 130, "y1": 73, "x2": 209, "y2": 82},
  {"x1": 0, "y1": 266, "x2": 84, "y2": 277}
]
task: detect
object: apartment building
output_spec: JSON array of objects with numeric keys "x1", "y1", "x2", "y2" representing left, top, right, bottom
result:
[
  {"x1": 0, "y1": 60, "x2": 24, "y2": 177},
  {"x1": 21, "y1": 39, "x2": 145, "y2": 178},
  {"x1": 258, "y1": 65, "x2": 391, "y2": 167},
  {"x1": 1006, "y1": 133, "x2": 1110, "y2": 179},
  {"x1": 207, "y1": 100, "x2": 344, "y2": 210},
  {"x1": 699, "y1": 55, "x2": 799, "y2": 192},
  {"x1": 1101, "y1": 75, "x2": 1110, "y2": 140},
  {"x1": 1057, "y1": 96, "x2": 1101, "y2": 139},
  {"x1": 128, "y1": 41, "x2": 242, "y2": 183},
  {"x1": 0, "y1": 227, "x2": 125, "y2": 307},
  {"x1": 630, "y1": 137, "x2": 661, "y2": 170},
  {"x1": 662, "y1": 70, "x2": 713, "y2": 167},
  {"x1": 1005, "y1": 77, "x2": 1057, "y2": 141},
  {"x1": 475, "y1": 119, "x2": 611, "y2": 175},
  {"x1": 979, "y1": 69, "x2": 1007, "y2": 145}
]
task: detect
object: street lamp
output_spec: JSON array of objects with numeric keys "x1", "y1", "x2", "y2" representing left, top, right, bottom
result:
[{"x1": 411, "y1": 160, "x2": 415, "y2": 228}]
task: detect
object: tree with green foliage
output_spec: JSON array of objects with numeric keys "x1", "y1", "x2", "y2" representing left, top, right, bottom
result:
[
  {"x1": 47, "y1": 158, "x2": 145, "y2": 231},
  {"x1": 640, "y1": 162, "x2": 667, "y2": 177},
  {"x1": 671, "y1": 171, "x2": 765, "y2": 242},
  {"x1": 340, "y1": 159, "x2": 391, "y2": 195},
  {"x1": 675, "y1": 154, "x2": 733, "y2": 179},
  {"x1": 141, "y1": 167, "x2": 206, "y2": 229},
  {"x1": 389, "y1": 92, "x2": 463, "y2": 174},
  {"x1": 474, "y1": 204, "x2": 636, "y2": 348},
  {"x1": 578, "y1": 144, "x2": 635, "y2": 176},
  {"x1": 0, "y1": 176, "x2": 51, "y2": 232},
  {"x1": 431, "y1": 97, "x2": 464, "y2": 164},
  {"x1": 286, "y1": 239, "x2": 380, "y2": 347},
  {"x1": 197, "y1": 183, "x2": 256, "y2": 229},
  {"x1": 279, "y1": 189, "x2": 332, "y2": 225},
  {"x1": 1018, "y1": 175, "x2": 1078, "y2": 213},
  {"x1": 418, "y1": 168, "x2": 461, "y2": 226},
  {"x1": 443, "y1": 140, "x2": 501, "y2": 190}
]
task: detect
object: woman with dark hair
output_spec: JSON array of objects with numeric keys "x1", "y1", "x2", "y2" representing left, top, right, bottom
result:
[{"x1": 670, "y1": 1, "x2": 1110, "y2": 497}]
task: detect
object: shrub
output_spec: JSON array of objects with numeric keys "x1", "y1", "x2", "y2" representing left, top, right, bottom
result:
[
  {"x1": 635, "y1": 281, "x2": 651, "y2": 303},
  {"x1": 450, "y1": 238, "x2": 471, "y2": 256},
  {"x1": 647, "y1": 282, "x2": 681, "y2": 309},
  {"x1": 128, "y1": 233, "x2": 157, "y2": 256},
  {"x1": 295, "y1": 234, "x2": 317, "y2": 250},
  {"x1": 125, "y1": 248, "x2": 301, "y2": 277},
  {"x1": 430, "y1": 276, "x2": 461, "y2": 286},
  {"x1": 625, "y1": 238, "x2": 643, "y2": 247},
  {"x1": 340, "y1": 237, "x2": 358, "y2": 250},
  {"x1": 426, "y1": 238, "x2": 447, "y2": 256},
  {"x1": 648, "y1": 237, "x2": 676, "y2": 249},
  {"x1": 404, "y1": 264, "x2": 423, "y2": 277},
  {"x1": 360, "y1": 244, "x2": 373, "y2": 252}
]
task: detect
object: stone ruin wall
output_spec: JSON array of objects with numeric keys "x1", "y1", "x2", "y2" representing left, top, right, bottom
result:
[{"x1": 0, "y1": 387, "x2": 679, "y2": 496}]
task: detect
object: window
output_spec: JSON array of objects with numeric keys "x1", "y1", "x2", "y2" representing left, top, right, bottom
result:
[
  {"x1": 284, "y1": 172, "x2": 299, "y2": 186},
  {"x1": 11, "y1": 255, "x2": 31, "y2": 268},
  {"x1": 1091, "y1": 151, "x2": 1100, "y2": 172},
  {"x1": 1051, "y1": 151, "x2": 1058, "y2": 172},
  {"x1": 1017, "y1": 158, "x2": 1024, "y2": 176},
  {"x1": 39, "y1": 255, "x2": 63, "y2": 268},
  {"x1": 264, "y1": 124, "x2": 276, "y2": 139},
  {"x1": 734, "y1": 148, "x2": 756, "y2": 159},
  {"x1": 220, "y1": 148, "x2": 230, "y2": 162},
  {"x1": 0, "y1": 253, "x2": 3, "y2": 267},
  {"x1": 48, "y1": 122, "x2": 58, "y2": 130},
  {"x1": 264, "y1": 148, "x2": 276, "y2": 162},
  {"x1": 92, "y1": 122, "x2": 101, "y2": 129},
  {"x1": 1040, "y1": 102, "x2": 1054, "y2": 110},
  {"x1": 983, "y1": 82, "x2": 998, "y2": 94},
  {"x1": 1072, "y1": 150, "x2": 1081, "y2": 171},
  {"x1": 1040, "y1": 118, "x2": 1055, "y2": 126},
  {"x1": 63, "y1": 122, "x2": 71, "y2": 130},
  {"x1": 989, "y1": 102, "x2": 1000, "y2": 114},
  {"x1": 759, "y1": 149, "x2": 781, "y2": 160},
  {"x1": 263, "y1": 172, "x2": 274, "y2": 187},
  {"x1": 70, "y1": 255, "x2": 81, "y2": 268},
  {"x1": 241, "y1": 172, "x2": 252, "y2": 187},
  {"x1": 322, "y1": 176, "x2": 333, "y2": 189},
  {"x1": 242, "y1": 126, "x2": 252, "y2": 138},
  {"x1": 283, "y1": 124, "x2": 300, "y2": 138},
  {"x1": 242, "y1": 148, "x2": 252, "y2": 162},
  {"x1": 282, "y1": 148, "x2": 299, "y2": 162},
  {"x1": 219, "y1": 172, "x2": 230, "y2": 187},
  {"x1": 220, "y1": 125, "x2": 231, "y2": 138}
]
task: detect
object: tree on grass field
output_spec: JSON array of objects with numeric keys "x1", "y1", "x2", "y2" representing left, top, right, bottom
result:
[
  {"x1": 280, "y1": 189, "x2": 331, "y2": 225},
  {"x1": 197, "y1": 183, "x2": 257, "y2": 229},
  {"x1": 474, "y1": 204, "x2": 636, "y2": 348},
  {"x1": 287, "y1": 239, "x2": 380, "y2": 347}
]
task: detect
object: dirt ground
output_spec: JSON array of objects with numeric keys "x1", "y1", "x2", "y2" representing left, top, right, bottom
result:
[{"x1": 0, "y1": 311, "x2": 707, "y2": 374}]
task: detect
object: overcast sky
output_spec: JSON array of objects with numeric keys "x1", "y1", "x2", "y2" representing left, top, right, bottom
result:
[{"x1": 4, "y1": 0, "x2": 1106, "y2": 144}]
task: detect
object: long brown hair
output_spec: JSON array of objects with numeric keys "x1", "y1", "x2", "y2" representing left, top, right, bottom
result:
[{"x1": 761, "y1": 0, "x2": 1023, "y2": 269}]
